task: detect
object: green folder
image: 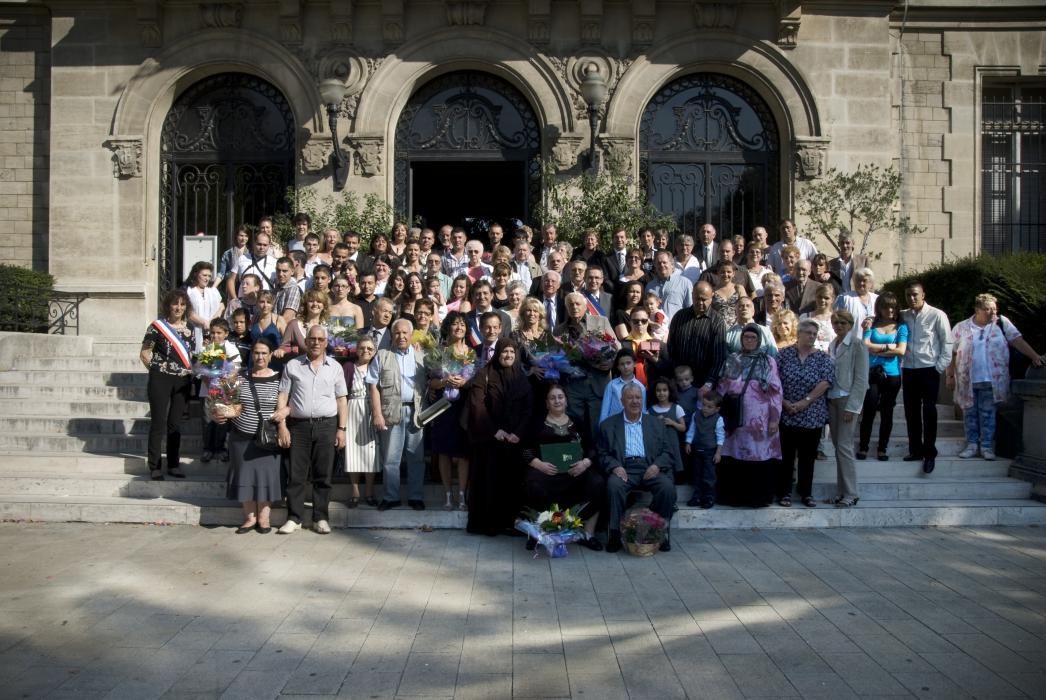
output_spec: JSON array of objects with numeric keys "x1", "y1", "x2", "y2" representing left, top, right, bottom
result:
[{"x1": 540, "y1": 442, "x2": 583, "y2": 473}]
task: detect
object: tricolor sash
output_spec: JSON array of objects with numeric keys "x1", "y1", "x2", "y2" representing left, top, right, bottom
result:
[
  {"x1": 582, "y1": 291, "x2": 606, "y2": 317},
  {"x1": 467, "y1": 314, "x2": 483, "y2": 347},
  {"x1": 152, "y1": 319, "x2": 192, "y2": 370}
]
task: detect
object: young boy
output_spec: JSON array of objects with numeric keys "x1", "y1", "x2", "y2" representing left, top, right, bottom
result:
[
  {"x1": 685, "y1": 390, "x2": 725, "y2": 509},
  {"x1": 674, "y1": 365, "x2": 700, "y2": 427},
  {"x1": 229, "y1": 308, "x2": 252, "y2": 366},
  {"x1": 201, "y1": 318, "x2": 242, "y2": 463},
  {"x1": 643, "y1": 291, "x2": 669, "y2": 342}
]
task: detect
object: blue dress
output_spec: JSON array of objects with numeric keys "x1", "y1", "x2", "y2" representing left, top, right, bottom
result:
[{"x1": 250, "y1": 320, "x2": 285, "y2": 371}]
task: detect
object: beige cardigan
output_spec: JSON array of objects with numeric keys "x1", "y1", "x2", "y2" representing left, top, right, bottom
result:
[{"x1": 828, "y1": 334, "x2": 870, "y2": 414}]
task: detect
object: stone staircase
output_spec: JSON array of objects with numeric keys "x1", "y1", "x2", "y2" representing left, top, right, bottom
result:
[{"x1": 0, "y1": 334, "x2": 1044, "y2": 530}]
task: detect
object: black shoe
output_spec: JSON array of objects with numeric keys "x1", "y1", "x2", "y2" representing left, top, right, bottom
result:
[
  {"x1": 365, "y1": 497, "x2": 379, "y2": 507},
  {"x1": 903, "y1": 452, "x2": 923, "y2": 462},
  {"x1": 235, "y1": 525, "x2": 254, "y2": 534},
  {"x1": 922, "y1": 456, "x2": 936, "y2": 474},
  {"x1": 579, "y1": 537, "x2": 604, "y2": 552},
  {"x1": 167, "y1": 467, "x2": 187, "y2": 479},
  {"x1": 856, "y1": 449, "x2": 868, "y2": 460},
  {"x1": 255, "y1": 524, "x2": 272, "y2": 534},
  {"x1": 659, "y1": 539, "x2": 672, "y2": 552},
  {"x1": 686, "y1": 496, "x2": 700, "y2": 507},
  {"x1": 150, "y1": 469, "x2": 164, "y2": 481},
  {"x1": 408, "y1": 500, "x2": 425, "y2": 511},
  {"x1": 525, "y1": 537, "x2": 537, "y2": 551},
  {"x1": 700, "y1": 501, "x2": 714, "y2": 510},
  {"x1": 606, "y1": 531, "x2": 623, "y2": 553},
  {"x1": 377, "y1": 500, "x2": 400, "y2": 511}
]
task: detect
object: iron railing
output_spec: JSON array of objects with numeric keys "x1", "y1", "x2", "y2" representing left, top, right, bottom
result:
[{"x1": 0, "y1": 290, "x2": 87, "y2": 335}]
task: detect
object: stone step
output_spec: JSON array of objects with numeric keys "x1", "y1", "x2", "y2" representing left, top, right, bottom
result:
[
  {"x1": 0, "y1": 384, "x2": 148, "y2": 401},
  {"x1": 1, "y1": 493, "x2": 1043, "y2": 529},
  {"x1": 0, "y1": 399, "x2": 151, "y2": 417},
  {"x1": 11, "y1": 357, "x2": 146, "y2": 371},
  {"x1": 0, "y1": 370, "x2": 146, "y2": 386},
  {"x1": 0, "y1": 472, "x2": 1030, "y2": 502},
  {"x1": 90, "y1": 338, "x2": 145, "y2": 357},
  {"x1": 0, "y1": 451, "x2": 1015, "y2": 479}
]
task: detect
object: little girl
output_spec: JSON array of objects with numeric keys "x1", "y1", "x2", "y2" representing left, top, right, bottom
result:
[
  {"x1": 599, "y1": 350, "x2": 646, "y2": 424},
  {"x1": 649, "y1": 377, "x2": 688, "y2": 454},
  {"x1": 643, "y1": 292, "x2": 669, "y2": 342}
]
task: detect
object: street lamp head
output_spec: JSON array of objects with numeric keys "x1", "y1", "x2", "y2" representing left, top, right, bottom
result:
[
  {"x1": 580, "y1": 63, "x2": 608, "y2": 109},
  {"x1": 318, "y1": 78, "x2": 348, "y2": 108}
]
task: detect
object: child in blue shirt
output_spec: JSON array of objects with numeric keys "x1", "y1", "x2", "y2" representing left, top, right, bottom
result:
[
  {"x1": 685, "y1": 390, "x2": 726, "y2": 508},
  {"x1": 599, "y1": 350, "x2": 646, "y2": 424}
]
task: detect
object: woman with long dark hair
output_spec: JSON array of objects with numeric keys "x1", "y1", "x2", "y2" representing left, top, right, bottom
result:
[
  {"x1": 859, "y1": 292, "x2": 907, "y2": 460},
  {"x1": 140, "y1": 289, "x2": 195, "y2": 481}
]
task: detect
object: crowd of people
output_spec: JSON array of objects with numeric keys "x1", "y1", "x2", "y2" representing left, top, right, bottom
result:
[{"x1": 140, "y1": 216, "x2": 1046, "y2": 549}]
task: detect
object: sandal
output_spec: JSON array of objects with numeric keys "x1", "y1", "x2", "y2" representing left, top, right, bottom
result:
[
  {"x1": 856, "y1": 449, "x2": 868, "y2": 460},
  {"x1": 802, "y1": 496, "x2": 817, "y2": 508},
  {"x1": 779, "y1": 496, "x2": 792, "y2": 507},
  {"x1": 835, "y1": 497, "x2": 859, "y2": 508}
]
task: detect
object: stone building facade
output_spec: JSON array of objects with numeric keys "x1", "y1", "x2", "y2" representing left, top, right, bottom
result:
[{"x1": 0, "y1": 0, "x2": 1044, "y2": 335}]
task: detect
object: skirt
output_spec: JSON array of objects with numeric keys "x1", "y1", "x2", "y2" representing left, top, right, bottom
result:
[{"x1": 226, "y1": 430, "x2": 284, "y2": 503}]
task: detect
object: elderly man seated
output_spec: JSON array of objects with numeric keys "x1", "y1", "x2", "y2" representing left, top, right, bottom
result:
[{"x1": 597, "y1": 383, "x2": 678, "y2": 553}]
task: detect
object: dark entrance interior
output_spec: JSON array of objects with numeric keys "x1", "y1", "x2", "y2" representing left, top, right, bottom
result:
[{"x1": 410, "y1": 160, "x2": 526, "y2": 236}]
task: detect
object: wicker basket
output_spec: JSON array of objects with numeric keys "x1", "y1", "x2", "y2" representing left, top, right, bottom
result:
[{"x1": 624, "y1": 541, "x2": 659, "y2": 557}]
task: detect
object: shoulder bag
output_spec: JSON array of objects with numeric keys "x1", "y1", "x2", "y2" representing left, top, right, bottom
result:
[
  {"x1": 721, "y1": 361, "x2": 757, "y2": 432},
  {"x1": 249, "y1": 378, "x2": 280, "y2": 452}
]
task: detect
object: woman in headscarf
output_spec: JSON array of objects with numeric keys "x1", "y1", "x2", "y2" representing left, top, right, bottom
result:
[
  {"x1": 466, "y1": 337, "x2": 534, "y2": 536},
  {"x1": 714, "y1": 324, "x2": 783, "y2": 507}
]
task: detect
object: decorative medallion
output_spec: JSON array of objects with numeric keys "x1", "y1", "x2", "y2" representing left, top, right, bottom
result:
[
  {"x1": 795, "y1": 136, "x2": 830, "y2": 180},
  {"x1": 104, "y1": 137, "x2": 143, "y2": 178},
  {"x1": 200, "y1": 3, "x2": 243, "y2": 29}
]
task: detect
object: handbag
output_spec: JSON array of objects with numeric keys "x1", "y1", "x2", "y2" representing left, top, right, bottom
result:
[
  {"x1": 721, "y1": 361, "x2": 757, "y2": 432},
  {"x1": 249, "y1": 379, "x2": 280, "y2": 452},
  {"x1": 869, "y1": 364, "x2": 887, "y2": 384}
]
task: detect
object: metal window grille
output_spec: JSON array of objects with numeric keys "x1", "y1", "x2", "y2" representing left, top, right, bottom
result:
[{"x1": 981, "y1": 83, "x2": 1046, "y2": 255}]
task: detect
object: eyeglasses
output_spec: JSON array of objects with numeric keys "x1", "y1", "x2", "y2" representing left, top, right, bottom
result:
[{"x1": 632, "y1": 318, "x2": 649, "y2": 324}]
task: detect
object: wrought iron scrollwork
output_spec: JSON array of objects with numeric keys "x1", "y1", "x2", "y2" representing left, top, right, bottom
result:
[{"x1": 48, "y1": 293, "x2": 87, "y2": 335}]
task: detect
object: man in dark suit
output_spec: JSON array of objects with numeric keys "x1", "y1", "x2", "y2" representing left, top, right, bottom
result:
[
  {"x1": 784, "y1": 260, "x2": 819, "y2": 315},
  {"x1": 465, "y1": 280, "x2": 511, "y2": 348},
  {"x1": 581, "y1": 266, "x2": 613, "y2": 318},
  {"x1": 828, "y1": 233, "x2": 869, "y2": 294},
  {"x1": 602, "y1": 226, "x2": 630, "y2": 286},
  {"x1": 598, "y1": 384, "x2": 678, "y2": 552},
  {"x1": 343, "y1": 231, "x2": 374, "y2": 275},
  {"x1": 537, "y1": 270, "x2": 567, "y2": 329},
  {"x1": 694, "y1": 223, "x2": 720, "y2": 271},
  {"x1": 365, "y1": 297, "x2": 396, "y2": 351}
]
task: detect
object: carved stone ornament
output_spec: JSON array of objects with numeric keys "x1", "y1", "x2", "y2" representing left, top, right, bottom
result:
[
  {"x1": 136, "y1": 0, "x2": 162, "y2": 47},
  {"x1": 349, "y1": 137, "x2": 384, "y2": 177},
  {"x1": 794, "y1": 136, "x2": 830, "y2": 180},
  {"x1": 104, "y1": 137, "x2": 143, "y2": 178},
  {"x1": 528, "y1": 0, "x2": 550, "y2": 46},
  {"x1": 601, "y1": 136, "x2": 635, "y2": 173},
  {"x1": 775, "y1": 0, "x2": 801, "y2": 50},
  {"x1": 300, "y1": 136, "x2": 334, "y2": 174},
  {"x1": 548, "y1": 53, "x2": 633, "y2": 122},
  {"x1": 445, "y1": 0, "x2": 488, "y2": 25},
  {"x1": 200, "y1": 3, "x2": 244, "y2": 29},
  {"x1": 693, "y1": 1, "x2": 738, "y2": 30},
  {"x1": 547, "y1": 132, "x2": 584, "y2": 171},
  {"x1": 329, "y1": 0, "x2": 353, "y2": 42}
]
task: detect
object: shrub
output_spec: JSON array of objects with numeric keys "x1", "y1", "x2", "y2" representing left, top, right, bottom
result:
[
  {"x1": 0, "y1": 264, "x2": 55, "y2": 333},
  {"x1": 272, "y1": 187, "x2": 401, "y2": 248},
  {"x1": 882, "y1": 253, "x2": 1046, "y2": 377}
]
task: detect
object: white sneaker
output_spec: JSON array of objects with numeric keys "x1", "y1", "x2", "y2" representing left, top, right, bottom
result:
[
  {"x1": 958, "y1": 444, "x2": 979, "y2": 459},
  {"x1": 277, "y1": 520, "x2": 300, "y2": 535},
  {"x1": 313, "y1": 519, "x2": 331, "y2": 535},
  {"x1": 981, "y1": 448, "x2": 996, "y2": 461}
]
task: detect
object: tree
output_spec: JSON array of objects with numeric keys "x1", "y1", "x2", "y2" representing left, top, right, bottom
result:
[
  {"x1": 796, "y1": 164, "x2": 924, "y2": 257},
  {"x1": 535, "y1": 160, "x2": 675, "y2": 245},
  {"x1": 272, "y1": 187, "x2": 400, "y2": 247}
]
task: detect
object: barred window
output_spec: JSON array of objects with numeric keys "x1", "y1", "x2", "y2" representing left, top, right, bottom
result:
[{"x1": 981, "y1": 83, "x2": 1046, "y2": 255}]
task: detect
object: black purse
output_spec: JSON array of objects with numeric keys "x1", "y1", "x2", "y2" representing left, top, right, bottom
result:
[
  {"x1": 249, "y1": 379, "x2": 280, "y2": 452},
  {"x1": 721, "y1": 361, "x2": 756, "y2": 432}
]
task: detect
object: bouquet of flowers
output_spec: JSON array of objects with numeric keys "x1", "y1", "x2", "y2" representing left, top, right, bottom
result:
[
  {"x1": 515, "y1": 503, "x2": 588, "y2": 558},
  {"x1": 620, "y1": 507, "x2": 668, "y2": 557},
  {"x1": 560, "y1": 330, "x2": 618, "y2": 369},
  {"x1": 528, "y1": 335, "x2": 584, "y2": 382},
  {"x1": 326, "y1": 318, "x2": 361, "y2": 360},
  {"x1": 423, "y1": 345, "x2": 477, "y2": 400},
  {"x1": 192, "y1": 345, "x2": 242, "y2": 418}
]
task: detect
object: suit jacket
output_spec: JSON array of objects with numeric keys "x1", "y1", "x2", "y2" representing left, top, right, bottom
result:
[
  {"x1": 536, "y1": 291, "x2": 567, "y2": 328},
  {"x1": 465, "y1": 308, "x2": 512, "y2": 348},
  {"x1": 350, "y1": 252, "x2": 375, "y2": 275},
  {"x1": 784, "y1": 279, "x2": 819, "y2": 315},
  {"x1": 829, "y1": 334, "x2": 870, "y2": 415},
  {"x1": 829, "y1": 254, "x2": 869, "y2": 291},
  {"x1": 366, "y1": 325, "x2": 394, "y2": 352},
  {"x1": 581, "y1": 288, "x2": 614, "y2": 317},
  {"x1": 694, "y1": 242, "x2": 720, "y2": 270},
  {"x1": 602, "y1": 248, "x2": 629, "y2": 286},
  {"x1": 597, "y1": 412, "x2": 679, "y2": 475}
]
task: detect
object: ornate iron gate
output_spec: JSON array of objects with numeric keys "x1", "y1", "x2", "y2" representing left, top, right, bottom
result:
[
  {"x1": 640, "y1": 73, "x2": 779, "y2": 237},
  {"x1": 394, "y1": 71, "x2": 541, "y2": 232},
  {"x1": 159, "y1": 72, "x2": 295, "y2": 291}
]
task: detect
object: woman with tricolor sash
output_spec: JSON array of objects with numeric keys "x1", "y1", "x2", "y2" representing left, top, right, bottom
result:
[{"x1": 140, "y1": 289, "x2": 195, "y2": 481}]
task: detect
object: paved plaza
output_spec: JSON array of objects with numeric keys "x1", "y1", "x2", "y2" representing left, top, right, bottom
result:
[{"x1": 1, "y1": 523, "x2": 1046, "y2": 699}]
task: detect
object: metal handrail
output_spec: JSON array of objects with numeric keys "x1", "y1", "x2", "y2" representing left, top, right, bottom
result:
[
  {"x1": 0, "y1": 290, "x2": 87, "y2": 336},
  {"x1": 48, "y1": 292, "x2": 88, "y2": 335}
]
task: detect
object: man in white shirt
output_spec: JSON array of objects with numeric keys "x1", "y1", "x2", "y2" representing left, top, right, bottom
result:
[
  {"x1": 226, "y1": 226, "x2": 277, "y2": 298},
  {"x1": 441, "y1": 227, "x2": 468, "y2": 277},
  {"x1": 675, "y1": 234, "x2": 703, "y2": 282},
  {"x1": 767, "y1": 219, "x2": 818, "y2": 275},
  {"x1": 538, "y1": 223, "x2": 558, "y2": 272}
]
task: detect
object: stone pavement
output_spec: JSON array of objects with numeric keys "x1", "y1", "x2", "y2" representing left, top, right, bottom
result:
[{"x1": 1, "y1": 524, "x2": 1046, "y2": 699}]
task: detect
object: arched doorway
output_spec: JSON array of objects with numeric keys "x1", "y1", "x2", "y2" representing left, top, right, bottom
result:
[
  {"x1": 159, "y1": 72, "x2": 295, "y2": 291},
  {"x1": 394, "y1": 71, "x2": 541, "y2": 236},
  {"x1": 640, "y1": 73, "x2": 779, "y2": 237}
]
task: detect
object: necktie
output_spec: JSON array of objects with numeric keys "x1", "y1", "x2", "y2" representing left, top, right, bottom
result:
[
  {"x1": 371, "y1": 329, "x2": 380, "y2": 341},
  {"x1": 486, "y1": 344, "x2": 496, "y2": 363},
  {"x1": 545, "y1": 298, "x2": 555, "y2": 327}
]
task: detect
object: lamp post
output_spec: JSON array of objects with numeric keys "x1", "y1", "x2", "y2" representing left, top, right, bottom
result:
[
  {"x1": 579, "y1": 63, "x2": 607, "y2": 173},
  {"x1": 318, "y1": 78, "x2": 350, "y2": 191}
]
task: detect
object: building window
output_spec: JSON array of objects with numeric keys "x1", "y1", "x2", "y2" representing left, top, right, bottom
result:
[{"x1": 982, "y1": 83, "x2": 1046, "y2": 255}]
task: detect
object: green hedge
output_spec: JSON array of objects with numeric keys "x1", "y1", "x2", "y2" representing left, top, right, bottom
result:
[
  {"x1": 882, "y1": 253, "x2": 1046, "y2": 377},
  {"x1": 0, "y1": 264, "x2": 55, "y2": 333}
]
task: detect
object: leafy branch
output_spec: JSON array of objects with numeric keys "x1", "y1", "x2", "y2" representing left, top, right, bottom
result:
[{"x1": 272, "y1": 187, "x2": 401, "y2": 247}]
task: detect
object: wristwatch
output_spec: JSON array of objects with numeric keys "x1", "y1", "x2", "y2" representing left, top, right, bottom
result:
[{"x1": 337, "y1": 426, "x2": 347, "y2": 432}]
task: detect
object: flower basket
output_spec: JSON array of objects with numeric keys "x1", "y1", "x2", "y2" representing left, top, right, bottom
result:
[{"x1": 625, "y1": 541, "x2": 659, "y2": 558}]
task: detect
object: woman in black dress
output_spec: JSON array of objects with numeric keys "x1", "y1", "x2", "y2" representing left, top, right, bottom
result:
[
  {"x1": 521, "y1": 384, "x2": 605, "y2": 550},
  {"x1": 466, "y1": 337, "x2": 533, "y2": 536},
  {"x1": 139, "y1": 289, "x2": 194, "y2": 481}
]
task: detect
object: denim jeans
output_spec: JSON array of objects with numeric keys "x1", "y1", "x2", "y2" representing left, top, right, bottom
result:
[
  {"x1": 963, "y1": 381, "x2": 997, "y2": 450},
  {"x1": 378, "y1": 406, "x2": 425, "y2": 502}
]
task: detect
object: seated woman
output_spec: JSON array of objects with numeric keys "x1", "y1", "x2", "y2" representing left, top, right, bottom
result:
[
  {"x1": 213, "y1": 338, "x2": 284, "y2": 534},
  {"x1": 521, "y1": 384, "x2": 605, "y2": 551},
  {"x1": 715, "y1": 324, "x2": 783, "y2": 507}
]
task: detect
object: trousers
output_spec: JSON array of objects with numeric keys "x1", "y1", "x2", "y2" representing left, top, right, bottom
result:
[
  {"x1": 286, "y1": 416, "x2": 337, "y2": 523},
  {"x1": 902, "y1": 367, "x2": 941, "y2": 457},
  {"x1": 146, "y1": 369, "x2": 192, "y2": 469}
]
